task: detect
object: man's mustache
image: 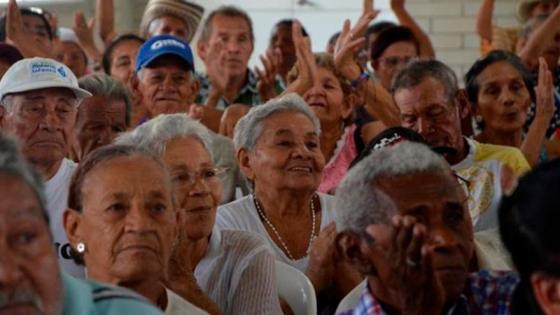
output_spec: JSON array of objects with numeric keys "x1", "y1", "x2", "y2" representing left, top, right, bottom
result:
[{"x1": 0, "y1": 289, "x2": 44, "y2": 313}]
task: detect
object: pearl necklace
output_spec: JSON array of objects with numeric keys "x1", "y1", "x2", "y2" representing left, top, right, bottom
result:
[{"x1": 253, "y1": 194, "x2": 317, "y2": 261}]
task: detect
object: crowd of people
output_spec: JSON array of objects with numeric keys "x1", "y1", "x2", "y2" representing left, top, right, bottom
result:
[{"x1": 1, "y1": 0, "x2": 560, "y2": 314}]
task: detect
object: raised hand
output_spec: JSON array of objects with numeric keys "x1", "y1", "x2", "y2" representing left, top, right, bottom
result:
[
  {"x1": 534, "y1": 57, "x2": 555, "y2": 124},
  {"x1": 205, "y1": 40, "x2": 229, "y2": 101},
  {"x1": 255, "y1": 48, "x2": 281, "y2": 102},
  {"x1": 73, "y1": 11, "x2": 101, "y2": 61},
  {"x1": 366, "y1": 215, "x2": 445, "y2": 315},
  {"x1": 282, "y1": 20, "x2": 316, "y2": 96},
  {"x1": 334, "y1": 10, "x2": 378, "y2": 80},
  {"x1": 305, "y1": 223, "x2": 337, "y2": 292},
  {"x1": 5, "y1": 0, "x2": 52, "y2": 57}
]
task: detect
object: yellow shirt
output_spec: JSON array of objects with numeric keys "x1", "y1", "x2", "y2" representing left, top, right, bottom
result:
[{"x1": 452, "y1": 138, "x2": 530, "y2": 232}]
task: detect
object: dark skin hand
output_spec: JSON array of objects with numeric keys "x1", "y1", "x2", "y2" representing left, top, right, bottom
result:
[{"x1": 367, "y1": 215, "x2": 446, "y2": 315}]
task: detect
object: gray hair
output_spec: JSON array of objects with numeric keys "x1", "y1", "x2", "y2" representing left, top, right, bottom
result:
[
  {"x1": 0, "y1": 134, "x2": 47, "y2": 220},
  {"x1": 391, "y1": 59, "x2": 459, "y2": 103},
  {"x1": 233, "y1": 93, "x2": 321, "y2": 151},
  {"x1": 78, "y1": 73, "x2": 132, "y2": 127},
  {"x1": 335, "y1": 142, "x2": 451, "y2": 235},
  {"x1": 115, "y1": 113, "x2": 213, "y2": 158}
]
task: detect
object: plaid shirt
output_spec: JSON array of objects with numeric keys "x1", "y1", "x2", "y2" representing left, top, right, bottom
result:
[
  {"x1": 196, "y1": 69, "x2": 261, "y2": 110},
  {"x1": 337, "y1": 270, "x2": 519, "y2": 315}
]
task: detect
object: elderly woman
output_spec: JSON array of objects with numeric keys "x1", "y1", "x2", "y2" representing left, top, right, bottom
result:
[
  {"x1": 71, "y1": 73, "x2": 131, "y2": 162},
  {"x1": 63, "y1": 144, "x2": 208, "y2": 315},
  {"x1": 0, "y1": 135, "x2": 163, "y2": 315},
  {"x1": 336, "y1": 142, "x2": 518, "y2": 315},
  {"x1": 288, "y1": 53, "x2": 363, "y2": 194},
  {"x1": 465, "y1": 50, "x2": 560, "y2": 166},
  {"x1": 500, "y1": 159, "x2": 560, "y2": 315},
  {"x1": 284, "y1": 17, "x2": 399, "y2": 193},
  {"x1": 217, "y1": 94, "x2": 360, "y2": 307},
  {"x1": 116, "y1": 113, "x2": 283, "y2": 315}
]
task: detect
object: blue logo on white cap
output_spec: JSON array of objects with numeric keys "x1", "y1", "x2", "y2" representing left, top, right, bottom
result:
[
  {"x1": 150, "y1": 38, "x2": 186, "y2": 51},
  {"x1": 57, "y1": 66, "x2": 67, "y2": 77},
  {"x1": 31, "y1": 62, "x2": 57, "y2": 75}
]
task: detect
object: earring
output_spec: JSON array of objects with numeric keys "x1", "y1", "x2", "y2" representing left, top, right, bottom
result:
[
  {"x1": 76, "y1": 241, "x2": 86, "y2": 253},
  {"x1": 475, "y1": 116, "x2": 483, "y2": 123}
]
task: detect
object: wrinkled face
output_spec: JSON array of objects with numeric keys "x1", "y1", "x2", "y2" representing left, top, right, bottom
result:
[
  {"x1": 109, "y1": 39, "x2": 143, "y2": 85},
  {"x1": 475, "y1": 61, "x2": 531, "y2": 133},
  {"x1": 0, "y1": 174, "x2": 62, "y2": 315},
  {"x1": 76, "y1": 155, "x2": 177, "y2": 285},
  {"x1": 373, "y1": 41, "x2": 418, "y2": 90},
  {"x1": 21, "y1": 15, "x2": 52, "y2": 53},
  {"x1": 137, "y1": 57, "x2": 198, "y2": 117},
  {"x1": 201, "y1": 15, "x2": 254, "y2": 77},
  {"x1": 1, "y1": 88, "x2": 77, "y2": 170},
  {"x1": 370, "y1": 171, "x2": 474, "y2": 304},
  {"x1": 269, "y1": 24, "x2": 295, "y2": 76},
  {"x1": 147, "y1": 15, "x2": 190, "y2": 41},
  {"x1": 244, "y1": 111, "x2": 325, "y2": 193},
  {"x1": 395, "y1": 78, "x2": 464, "y2": 155},
  {"x1": 303, "y1": 67, "x2": 351, "y2": 126},
  {"x1": 55, "y1": 41, "x2": 87, "y2": 79},
  {"x1": 163, "y1": 137, "x2": 222, "y2": 241},
  {"x1": 73, "y1": 96, "x2": 127, "y2": 160}
]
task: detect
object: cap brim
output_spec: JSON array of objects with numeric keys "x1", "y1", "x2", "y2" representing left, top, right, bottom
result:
[
  {"x1": 137, "y1": 51, "x2": 195, "y2": 73},
  {"x1": 0, "y1": 81, "x2": 92, "y2": 103}
]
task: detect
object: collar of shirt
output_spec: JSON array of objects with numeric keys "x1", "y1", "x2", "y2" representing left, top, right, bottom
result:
[{"x1": 344, "y1": 271, "x2": 518, "y2": 315}]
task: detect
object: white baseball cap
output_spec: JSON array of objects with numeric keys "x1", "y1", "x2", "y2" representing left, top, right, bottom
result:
[{"x1": 0, "y1": 57, "x2": 92, "y2": 103}]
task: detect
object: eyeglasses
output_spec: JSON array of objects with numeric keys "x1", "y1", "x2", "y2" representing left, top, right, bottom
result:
[
  {"x1": 172, "y1": 167, "x2": 228, "y2": 186},
  {"x1": 378, "y1": 56, "x2": 418, "y2": 68}
]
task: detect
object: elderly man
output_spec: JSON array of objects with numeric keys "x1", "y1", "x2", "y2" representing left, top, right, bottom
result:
[
  {"x1": 0, "y1": 134, "x2": 165, "y2": 315},
  {"x1": 335, "y1": 142, "x2": 518, "y2": 315},
  {"x1": 71, "y1": 73, "x2": 130, "y2": 162},
  {"x1": 139, "y1": 0, "x2": 204, "y2": 43},
  {"x1": 196, "y1": 6, "x2": 260, "y2": 110},
  {"x1": 133, "y1": 34, "x2": 243, "y2": 203},
  {"x1": 392, "y1": 59, "x2": 530, "y2": 232},
  {"x1": 0, "y1": 57, "x2": 91, "y2": 278}
]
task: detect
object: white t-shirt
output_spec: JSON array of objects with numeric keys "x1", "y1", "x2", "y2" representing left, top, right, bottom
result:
[
  {"x1": 165, "y1": 288, "x2": 208, "y2": 315},
  {"x1": 45, "y1": 158, "x2": 84, "y2": 278},
  {"x1": 194, "y1": 227, "x2": 283, "y2": 315},
  {"x1": 216, "y1": 193, "x2": 336, "y2": 272}
]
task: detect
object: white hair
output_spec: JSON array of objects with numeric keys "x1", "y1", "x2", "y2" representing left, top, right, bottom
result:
[
  {"x1": 115, "y1": 113, "x2": 213, "y2": 158},
  {"x1": 335, "y1": 142, "x2": 451, "y2": 235},
  {"x1": 233, "y1": 93, "x2": 321, "y2": 151}
]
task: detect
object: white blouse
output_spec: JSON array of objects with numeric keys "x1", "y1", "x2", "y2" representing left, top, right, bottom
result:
[
  {"x1": 194, "y1": 227, "x2": 283, "y2": 315},
  {"x1": 216, "y1": 193, "x2": 336, "y2": 272}
]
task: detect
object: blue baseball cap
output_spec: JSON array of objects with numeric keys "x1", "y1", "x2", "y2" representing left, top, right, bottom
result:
[{"x1": 135, "y1": 34, "x2": 195, "y2": 73}]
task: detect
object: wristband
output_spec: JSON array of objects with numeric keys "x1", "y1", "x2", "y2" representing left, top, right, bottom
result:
[{"x1": 350, "y1": 71, "x2": 370, "y2": 89}]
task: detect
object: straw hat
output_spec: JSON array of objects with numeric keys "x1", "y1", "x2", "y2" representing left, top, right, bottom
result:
[{"x1": 139, "y1": 0, "x2": 204, "y2": 43}]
